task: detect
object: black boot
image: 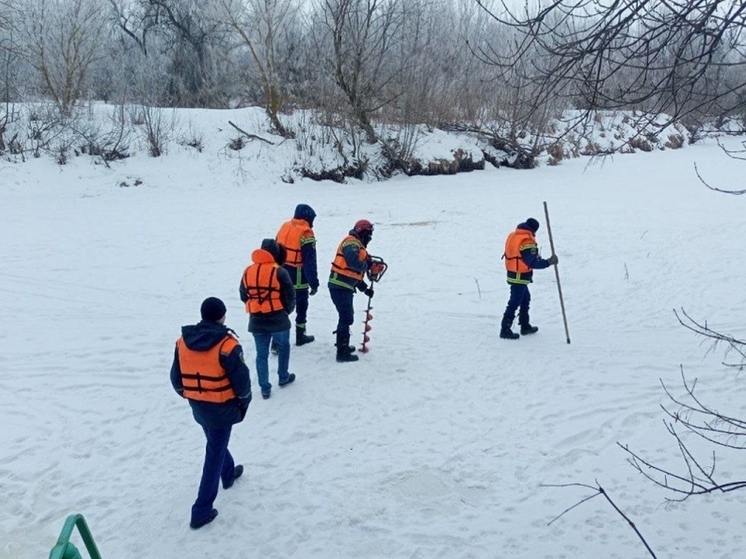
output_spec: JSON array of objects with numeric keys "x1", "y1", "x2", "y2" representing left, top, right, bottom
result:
[
  {"x1": 296, "y1": 324, "x2": 315, "y2": 346},
  {"x1": 519, "y1": 310, "x2": 537, "y2": 335},
  {"x1": 336, "y1": 329, "x2": 359, "y2": 362},
  {"x1": 500, "y1": 314, "x2": 520, "y2": 340},
  {"x1": 332, "y1": 330, "x2": 356, "y2": 353}
]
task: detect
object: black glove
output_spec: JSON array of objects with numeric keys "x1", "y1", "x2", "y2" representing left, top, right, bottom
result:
[
  {"x1": 363, "y1": 287, "x2": 374, "y2": 298},
  {"x1": 546, "y1": 254, "x2": 559, "y2": 266},
  {"x1": 309, "y1": 287, "x2": 318, "y2": 296}
]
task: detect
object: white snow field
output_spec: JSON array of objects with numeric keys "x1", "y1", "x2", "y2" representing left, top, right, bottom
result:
[{"x1": 1, "y1": 115, "x2": 745, "y2": 559}]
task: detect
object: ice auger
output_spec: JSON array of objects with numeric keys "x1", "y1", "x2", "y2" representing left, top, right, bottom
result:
[{"x1": 360, "y1": 255, "x2": 388, "y2": 353}]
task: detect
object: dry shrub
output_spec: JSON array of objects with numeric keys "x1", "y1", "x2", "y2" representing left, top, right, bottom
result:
[
  {"x1": 664, "y1": 134, "x2": 685, "y2": 149},
  {"x1": 547, "y1": 142, "x2": 565, "y2": 165},
  {"x1": 629, "y1": 136, "x2": 653, "y2": 152}
]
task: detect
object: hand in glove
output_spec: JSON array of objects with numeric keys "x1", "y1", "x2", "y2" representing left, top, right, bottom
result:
[
  {"x1": 546, "y1": 254, "x2": 559, "y2": 266},
  {"x1": 309, "y1": 287, "x2": 318, "y2": 296},
  {"x1": 363, "y1": 287, "x2": 375, "y2": 298}
]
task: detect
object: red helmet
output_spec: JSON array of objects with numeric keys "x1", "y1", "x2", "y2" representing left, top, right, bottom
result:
[{"x1": 353, "y1": 219, "x2": 374, "y2": 235}]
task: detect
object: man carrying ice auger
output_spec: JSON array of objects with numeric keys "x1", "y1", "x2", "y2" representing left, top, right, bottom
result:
[
  {"x1": 328, "y1": 219, "x2": 383, "y2": 362},
  {"x1": 500, "y1": 217, "x2": 558, "y2": 340},
  {"x1": 276, "y1": 204, "x2": 319, "y2": 346}
]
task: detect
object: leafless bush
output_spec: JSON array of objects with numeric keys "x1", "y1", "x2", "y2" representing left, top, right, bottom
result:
[
  {"x1": 73, "y1": 103, "x2": 132, "y2": 165},
  {"x1": 178, "y1": 124, "x2": 205, "y2": 152},
  {"x1": 228, "y1": 135, "x2": 245, "y2": 150},
  {"x1": 131, "y1": 104, "x2": 177, "y2": 157}
]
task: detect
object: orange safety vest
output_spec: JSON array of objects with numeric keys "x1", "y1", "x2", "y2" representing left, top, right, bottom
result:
[
  {"x1": 276, "y1": 219, "x2": 314, "y2": 268},
  {"x1": 177, "y1": 335, "x2": 238, "y2": 403},
  {"x1": 504, "y1": 229, "x2": 537, "y2": 275},
  {"x1": 242, "y1": 251, "x2": 284, "y2": 314},
  {"x1": 330, "y1": 235, "x2": 368, "y2": 283}
]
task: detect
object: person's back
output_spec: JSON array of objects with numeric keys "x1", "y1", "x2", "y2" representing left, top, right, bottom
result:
[
  {"x1": 170, "y1": 297, "x2": 251, "y2": 529},
  {"x1": 240, "y1": 239, "x2": 297, "y2": 399},
  {"x1": 276, "y1": 204, "x2": 319, "y2": 345}
]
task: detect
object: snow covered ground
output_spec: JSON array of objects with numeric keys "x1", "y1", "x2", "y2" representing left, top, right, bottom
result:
[{"x1": 1, "y1": 118, "x2": 745, "y2": 559}]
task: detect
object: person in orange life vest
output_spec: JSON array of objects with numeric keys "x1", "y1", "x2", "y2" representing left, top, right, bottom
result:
[
  {"x1": 276, "y1": 204, "x2": 319, "y2": 346},
  {"x1": 500, "y1": 218, "x2": 559, "y2": 340},
  {"x1": 328, "y1": 219, "x2": 375, "y2": 362},
  {"x1": 170, "y1": 297, "x2": 252, "y2": 530},
  {"x1": 239, "y1": 238, "x2": 296, "y2": 399}
]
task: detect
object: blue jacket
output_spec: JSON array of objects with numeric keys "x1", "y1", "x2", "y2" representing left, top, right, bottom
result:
[{"x1": 328, "y1": 231, "x2": 370, "y2": 291}]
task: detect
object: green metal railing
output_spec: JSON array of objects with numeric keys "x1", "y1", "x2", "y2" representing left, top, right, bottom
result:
[{"x1": 48, "y1": 514, "x2": 102, "y2": 559}]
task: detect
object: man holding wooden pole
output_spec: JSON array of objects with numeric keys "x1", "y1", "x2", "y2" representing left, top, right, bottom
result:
[{"x1": 500, "y1": 218, "x2": 559, "y2": 340}]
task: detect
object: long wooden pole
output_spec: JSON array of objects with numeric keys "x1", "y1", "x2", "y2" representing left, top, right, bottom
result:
[{"x1": 543, "y1": 201, "x2": 571, "y2": 344}]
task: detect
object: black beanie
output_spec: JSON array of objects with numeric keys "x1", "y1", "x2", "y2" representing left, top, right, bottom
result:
[
  {"x1": 526, "y1": 218, "x2": 540, "y2": 233},
  {"x1": 261, "y1": 238, "x2": 281, "y2": 262},
  {"x1": 200, "y1": 297, "x2": 226, "y2": 322}
]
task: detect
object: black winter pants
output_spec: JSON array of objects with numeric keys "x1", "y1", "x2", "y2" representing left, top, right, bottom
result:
[
  {"x1": 501, "y1": 283, "x2": 531, "y2": 330},
  {"x1": 295, "y1": 287, "x2": 309, "y2": 326},
  {"x1": 329, "y1": 286, "x2": 355, "y2": 337}
]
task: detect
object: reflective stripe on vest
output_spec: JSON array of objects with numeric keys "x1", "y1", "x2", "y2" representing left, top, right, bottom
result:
[
  {"x1": 504, "y1": 229, "x2": 536, "y2": 275},
  {"x1": 242, "y1": 262, "x2": 283, "y2": 314},
  {"x1": 177, "y1": 335, "x2": 238, "y2": 403},
  {"x1": 276, "y1": 219, "x2": 314, "y2": 268},
  {"x1": 330, "y1": 235, "x2": 367, "y2": 283}
]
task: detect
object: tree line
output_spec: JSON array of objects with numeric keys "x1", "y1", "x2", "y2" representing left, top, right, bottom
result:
[{"x1": 0, "y1": 0, "x2": 744, "y2": 163}]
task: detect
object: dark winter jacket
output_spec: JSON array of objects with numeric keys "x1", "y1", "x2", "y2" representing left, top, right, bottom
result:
[
  {"x1": 328, "y1": 231, "x2": 370, "y2": 292},
  {"x1": 504, "y1": 222, "x2": 552, "y2": 284},
  {"x1": 280, "y1": 204, "x2": 319, "y2": 291},
  {"x1": 239, "y1": 249, "x2": 296, "y2": 334},
  {"x1": 170, "y1": 320, "x2": 252, "y2": 430}
]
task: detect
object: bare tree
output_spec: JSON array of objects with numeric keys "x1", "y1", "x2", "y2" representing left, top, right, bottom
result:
[
  {"x1": 21, "y1": 0, "x2": 107, "y2": 117},
  {"x1": 110, "y1": 0, "x2": 230, "y2": 107},
  {"x1": 109, "y1": 0, "x2": 155, "y2": 56},
  {"x1": 476, "y1": 0, "x2": 746, "y2": 142},
  {"x1": 218, "y1": 0, "x2": 296, "y2": 137},
  {"x1": 0, "y1": 1, "x2": 19, "y2": 150},
  {"x1": 316, "y1": 0, "x2": 404, "y2": 143}
]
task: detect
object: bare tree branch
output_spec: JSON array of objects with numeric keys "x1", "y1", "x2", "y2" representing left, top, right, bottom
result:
[{"x1": 543, "y1": 481, "x2": 658, "y2": 558}]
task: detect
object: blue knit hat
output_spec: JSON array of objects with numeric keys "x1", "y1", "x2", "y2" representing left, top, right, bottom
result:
[{"x1": 525, "y1": 218, "x2": 540, "y2": 233}]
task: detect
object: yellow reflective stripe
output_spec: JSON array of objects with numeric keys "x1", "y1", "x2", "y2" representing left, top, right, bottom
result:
[
  {"x1": 300, "y1": 236, "x2": 315, "y2": 246},
  {"x1": 329, "y1": 273, "x2": 355, "y2": 290},
  {"x1": 294, "y1": 267, "x2": 308, "y2": 289}
]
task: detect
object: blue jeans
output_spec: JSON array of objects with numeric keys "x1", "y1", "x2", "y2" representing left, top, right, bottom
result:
[
  {"x1": 191, "y1": 426, "x2": 234, "y2": 524},
  {"x1": 253, "y1": 329, "x2": 290, "y2": 395}
]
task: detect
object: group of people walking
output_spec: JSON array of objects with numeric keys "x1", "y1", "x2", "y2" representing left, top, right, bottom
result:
[
  {"x1": 170, "y1": 204, "x2": 384, "y2": 529},
  {"x1": 169, "y1": 208, "x2": 558, "y2": 529}
]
